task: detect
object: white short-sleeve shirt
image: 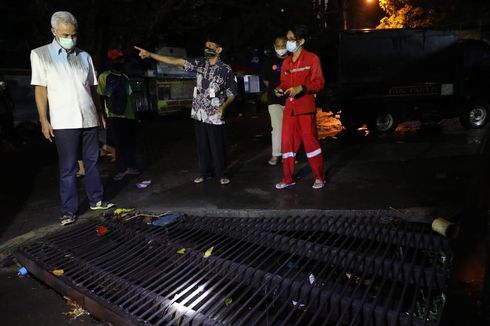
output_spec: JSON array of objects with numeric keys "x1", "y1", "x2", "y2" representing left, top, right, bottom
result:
[{"x1": 30, "y1": 39, "x2": 99, "y2": 129}]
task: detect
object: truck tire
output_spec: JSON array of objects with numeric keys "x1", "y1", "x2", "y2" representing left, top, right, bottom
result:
[
  {"x1": 460, "y1": 103, "x2": 488, "y2": 129},
  {"x1": 367, "y1": 111, "x2": 398, "y2": 134}
]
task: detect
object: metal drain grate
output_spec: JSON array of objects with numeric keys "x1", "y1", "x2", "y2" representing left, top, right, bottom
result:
[{"x1": 16, "y1": 213, "x2": 453, "y2": 326}]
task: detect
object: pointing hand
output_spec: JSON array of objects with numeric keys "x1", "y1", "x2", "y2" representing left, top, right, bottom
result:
[{"x1": 134, "y1": 46, "x2": 151, "y2": 59}]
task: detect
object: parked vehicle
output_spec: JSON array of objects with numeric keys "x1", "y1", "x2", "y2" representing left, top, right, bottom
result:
[
  {"x1": 324, "y1": 29, "x2": 490, "y2": 133},
  {"x1": 131, "y1": 47, "x2": 265, "y2": 117},
  {"x1": 142, "y1": 47, "x2": 196, "y2": 115}
]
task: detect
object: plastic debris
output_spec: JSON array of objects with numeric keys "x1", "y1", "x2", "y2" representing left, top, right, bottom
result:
[
  {"x1": 292, "y1": 300, "x2": 306, "y2": 309},
  {"x1": 136, "y1": 180, "x2": 152, "y2": 189},
  {"x1": 114, "y1": 208, "x2": 135, "y2": 215},
  {"x1": 52, "y1": 269, "x2": 65, "y2": 277},
  {"x1": 308, "y1": 273, "x2": 316, "y2": 285},
  {"x1": 177, "y1": 248, "x2": 187, "y2": 255},
  {"x1": 96, "y1": 225, "x2": 109, "y2": 237},
  {"x1": 152, "y1": 213, "x2": 178, "y2": 227},
  {"x1": 225, "y1": 297, "x2": 233, "y2": 306},
  {"x1": 432, "y1": 217, "x2": 460, "y2": 239},
  {"x1": 198, "y1": 284, "x2": 206, "y2": 293},
  {"x1": 204, "y1": 246, "x2": 214, "y2": 258},
  {"x1": 18, "y1": 266, "x2": 28, "y2": 277}
]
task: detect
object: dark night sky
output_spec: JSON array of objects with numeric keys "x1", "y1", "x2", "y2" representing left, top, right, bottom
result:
[
  {"x1": 1, "y1": 0, "x2": 490, "y2": 70},
  {"x1": 0, "y1": 0, "x2": 318, "y2": 69}
]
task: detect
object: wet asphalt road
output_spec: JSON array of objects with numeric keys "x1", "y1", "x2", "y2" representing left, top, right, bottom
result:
[{"x1": 0, "y1": 109, "x2": 489, "y2": 325}]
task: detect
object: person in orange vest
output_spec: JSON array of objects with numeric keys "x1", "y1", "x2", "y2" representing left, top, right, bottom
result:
[{"x1": 274, "y1": 25, "x2": 326, "y2": 190}]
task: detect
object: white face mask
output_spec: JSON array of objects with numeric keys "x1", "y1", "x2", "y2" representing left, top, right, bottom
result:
[
  {"x1": 275, "y1": 48, "x2": 288, "y2": 56},
  {"x1": 286, "y1": 40, "x2": 299, "y2": 53}
]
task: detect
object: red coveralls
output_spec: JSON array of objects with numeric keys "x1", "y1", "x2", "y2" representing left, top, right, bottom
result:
[{"x1": 278, "y1": 49, "x2": 325, "y2": 184}]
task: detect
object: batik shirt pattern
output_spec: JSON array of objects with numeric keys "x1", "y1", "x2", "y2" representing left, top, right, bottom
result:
[{"x1": 184, "y1": 58, "x2": 237, "y2": 125}]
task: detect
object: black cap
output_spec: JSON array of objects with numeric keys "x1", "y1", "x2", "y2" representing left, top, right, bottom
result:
[{"x1": 206, "y1": 33, "x2": 224, "y2": 47}]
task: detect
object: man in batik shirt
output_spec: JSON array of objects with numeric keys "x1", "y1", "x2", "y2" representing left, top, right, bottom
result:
[{"x1": 135, "y1": 36, "x2": 237, "y2": 185}]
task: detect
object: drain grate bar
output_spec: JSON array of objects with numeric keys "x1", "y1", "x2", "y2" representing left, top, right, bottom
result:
[
  {"x1": 180, "y1": 216, "x2": 448, "y2": 290},
  {"x1": 16, "y1": 212, "x2": 452, "y2": 326}
]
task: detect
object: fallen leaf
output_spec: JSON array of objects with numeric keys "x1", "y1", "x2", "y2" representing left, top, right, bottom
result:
[
  {"x1": 63, "y1": 307, "x2": 88, "y2": 319},
  {"x1": 114, "y1": 208, "x2": 135, "y2": 215},
  {"x1": 204, "y1": 246, "x2": 214, "y2": 258},
  {"x1": 52, "y1": 269, "x2": 64, "y2": 277}
]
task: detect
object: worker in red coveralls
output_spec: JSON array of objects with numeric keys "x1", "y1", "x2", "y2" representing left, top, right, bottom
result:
[{"x1": 274, "y1": 25, "x2": 326, "y2": 190}]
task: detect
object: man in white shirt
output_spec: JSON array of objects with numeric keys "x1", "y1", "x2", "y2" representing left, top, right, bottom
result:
[{"x1": 31, "y1": 11, "x2": 115, "y2": 225}]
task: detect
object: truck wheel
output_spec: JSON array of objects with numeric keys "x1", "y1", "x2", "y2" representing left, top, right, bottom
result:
[
  {"x1": 368, "y1": 111, "x2": 398, "y2": 134},
  {"x1": 460, "y1": 103, "x2": 488, "y2": 129}
]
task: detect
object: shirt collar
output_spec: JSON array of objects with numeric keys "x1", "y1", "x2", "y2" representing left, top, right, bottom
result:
[
  {"x1": 206, "y1": 57, "x2": 222, "y2": 66},
  {"x1": 291, "y1": 48, "x2": 305, "y2": 63},
  {"x1": 50, "y1": 38, "x2": 80, "y2": 56}
]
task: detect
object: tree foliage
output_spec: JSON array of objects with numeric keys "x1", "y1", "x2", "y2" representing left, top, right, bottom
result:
[{"x1": 376, "y1": 0, "x2": 453, "y2": 29}]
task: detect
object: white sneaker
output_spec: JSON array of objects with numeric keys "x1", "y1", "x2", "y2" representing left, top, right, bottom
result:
[
  {"x1": 312, "y1": 179, "x2": 326, "y2": 189},
  {"x1": 275, "y1": 181, "x2": 296, "y2": 189}
]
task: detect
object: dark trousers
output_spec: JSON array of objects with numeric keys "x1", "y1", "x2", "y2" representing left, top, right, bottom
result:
[
  {"x1": 0, "y1": 112, "x2": 15, "y2": 141},
  {"x1": 54, "y1": 127, "x2": 103, "y2": 215},
  {"x1": 194, "y1": 120, "x2": 226, "y2": 178},
  {"x1": 108, "y1": 117, "x2": 137, "y2": 173}
]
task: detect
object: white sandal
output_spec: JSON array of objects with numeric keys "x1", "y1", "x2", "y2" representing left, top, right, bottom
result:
[{"x1": 220, "y1": 177, "x2": 230, "y2": 185}]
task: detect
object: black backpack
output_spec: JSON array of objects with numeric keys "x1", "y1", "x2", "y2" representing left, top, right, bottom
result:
[{"x1": 105, "y1": 73, "x2": 129, "y2": 115}]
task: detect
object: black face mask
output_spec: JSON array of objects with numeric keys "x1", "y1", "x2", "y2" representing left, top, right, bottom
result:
[{"x1": 204, "y1": 47, "x2": 217, "y2": 58}]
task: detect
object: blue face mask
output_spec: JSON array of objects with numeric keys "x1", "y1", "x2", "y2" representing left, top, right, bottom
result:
[
  {"x1": 286, "y1": 40, "x2": 298, "y2": 53},
  {"x1": 58, "y1": 37, "x2": 77, "y2": 50}
]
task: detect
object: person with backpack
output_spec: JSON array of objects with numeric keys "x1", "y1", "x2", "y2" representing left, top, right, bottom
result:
[{"x1": 97, "y1": 49, "x2": 139, "y2": 181}]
